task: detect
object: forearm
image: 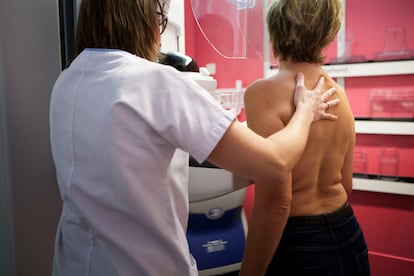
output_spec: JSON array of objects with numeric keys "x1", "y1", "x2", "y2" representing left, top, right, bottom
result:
[{"x1": 239, "y1": 194, "x2": 291, "y2": 275}]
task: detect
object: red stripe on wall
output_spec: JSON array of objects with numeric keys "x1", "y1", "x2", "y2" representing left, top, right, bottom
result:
[{"x1": 369, "y1": 251, "x2": 414, "y2": 263}]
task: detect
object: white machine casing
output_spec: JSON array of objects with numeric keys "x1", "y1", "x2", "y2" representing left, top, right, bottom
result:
[{"x1": 185, "y1": 72, "x2": 249, "y2": 275}]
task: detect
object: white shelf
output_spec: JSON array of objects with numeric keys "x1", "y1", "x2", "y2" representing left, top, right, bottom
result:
[
  {"x1": 353, "y1": 177, "x2": 414, "y2": 196},
  {"x1": 265, "y1": 60, "x2": 414, "y2": 78},
  {"x1": 322, "y1": 60, "x2": 414, "y2": 78},
  {"x1": 355, "y1": 120, "x2": 414, "y2": 135}
]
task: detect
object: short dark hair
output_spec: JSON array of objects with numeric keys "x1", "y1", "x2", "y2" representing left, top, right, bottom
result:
[
  {"x1": 76, "y1": 0, "x2": 159, "y2": 61},
  {"x1": 267, "y1": 0, "x2": 343, "y2": 63}
]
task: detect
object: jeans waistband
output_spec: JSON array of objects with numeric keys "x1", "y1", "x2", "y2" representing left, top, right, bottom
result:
[{"x1": 287, "y1": 202, "x2": 353, "y2": 226}]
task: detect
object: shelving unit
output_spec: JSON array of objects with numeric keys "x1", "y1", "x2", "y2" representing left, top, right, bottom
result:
[
  {"x1": 266, "y1": 60, "x2": 414, "y2": 78},
  {"x1": 322, "y1": 60, "x2": 414, "y2": 78},
  {"x1": 326, "y1": 60, "x2": 414, "y2": 196},
  {"x1": 352, "y1": 118, "x2": 414, "y2": 195},
  {"x1": 355, "y1": 121, "x2": 414, "y2": 135},
  {"x1": 334, "y1": 60, "x2": 414, "y2": 196},
  {"x1": 353, "y1": 177, "x2": 414, "y2": 196}
]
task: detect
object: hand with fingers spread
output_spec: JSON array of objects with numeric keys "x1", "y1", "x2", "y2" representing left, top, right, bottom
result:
[{"x1": 294, "y1": 72, "x2": 340, "y2": 122}]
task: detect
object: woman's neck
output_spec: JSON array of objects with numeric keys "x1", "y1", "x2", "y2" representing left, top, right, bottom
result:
[{"x1": 278, "y1": 59, "x2": 323, "y2": 76}]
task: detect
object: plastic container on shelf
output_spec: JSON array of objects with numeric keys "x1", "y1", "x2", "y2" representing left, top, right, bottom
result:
[
  {"x1": 369, "y1": 89, "x2": 414, "y2": 118},
  {"x1": 210, "y1": 88, "x2": 244, "y2": 116},
  {"x1": 184, "y1": 72, "x2": 244, "y2": 116},
  {"x1": 379, "y1": 147, "x2": 400, "y2": 179},
  {"x1": 355, "y1": 134, "x2": 414, "y2": 180},
  {"x1": 375, "y1": 26, "x2": 414, "y2": 61},
  {"x1": 353, "y1": 147, "x2": 368, "y2": 175}
]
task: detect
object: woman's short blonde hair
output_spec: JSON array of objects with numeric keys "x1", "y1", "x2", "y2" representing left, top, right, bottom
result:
[
  {"x1": 267, "y1": 0, "x2": 343, "y2": 63},
  {"x1": 76, "y1": 0, "x2": 161, "y2": 61}
]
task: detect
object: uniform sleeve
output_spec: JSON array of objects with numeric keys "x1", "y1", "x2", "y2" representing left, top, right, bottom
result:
[{"x1": 128, "y1": 64, "x2": 236, "y2": 163}]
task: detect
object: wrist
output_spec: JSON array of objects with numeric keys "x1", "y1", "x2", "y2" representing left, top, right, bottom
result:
[{"x1": 295, "y1": 102, "x2": 314, "y2": 122}]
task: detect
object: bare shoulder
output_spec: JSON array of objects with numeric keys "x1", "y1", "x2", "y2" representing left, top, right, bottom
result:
[
  {"x1": 244, "y1": 74, "x2": 295, "y2": 104},
  {"x1": 244, "y1": 73, "x2": 297, "y2": 131},
  {"x1": 244, "y1": 78, "x2": 272, "y2": 100}
]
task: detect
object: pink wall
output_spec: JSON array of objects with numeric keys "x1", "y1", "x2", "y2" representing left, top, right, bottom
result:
[
  {"x1": 185, "y1": 0, "x2": 414, "y2": 274},
  {"x1": 185, "y1": 0, "x2": 264, "y2": 89},
  {"x1": 349, "y1": 191, "x2": 414, "y2": 276},
  {"x1": 345, "y1": 0, "x2": 414, "y2": 62}
]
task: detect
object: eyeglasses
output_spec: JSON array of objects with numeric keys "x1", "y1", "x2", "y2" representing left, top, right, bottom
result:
[
  {"x1": 157, "y1": 13, "x2": 168, "y2": 34},
  {"x1": 156, "y1": 0, "x2": 168, "y2": 34}
]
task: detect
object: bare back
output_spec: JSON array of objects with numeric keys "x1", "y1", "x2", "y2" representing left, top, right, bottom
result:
[{"x1": 244, "y1": 65, "x2": 355, "y2": 216}]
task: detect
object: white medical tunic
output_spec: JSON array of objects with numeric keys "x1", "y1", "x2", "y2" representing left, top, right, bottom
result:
[{"x1": 50, "y1": 49, "x2": 235, "y2": 276}]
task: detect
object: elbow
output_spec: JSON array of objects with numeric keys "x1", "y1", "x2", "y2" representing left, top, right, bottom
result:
[
  {"x1": 270, "y1": 193, "x2": 292, "y2": 211},
  {"x1": 270, "y1": 158, "x2": 291, "y2": 186},
  {"x1": 256, "y1": 159, "x2": 292, "y2": 193},
  {"x1": 259, "y1": 193, "x2": 292, "y2": 219}
]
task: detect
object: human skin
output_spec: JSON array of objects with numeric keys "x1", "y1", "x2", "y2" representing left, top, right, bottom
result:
[{"x1": 239, "y1": 60, "x2": 354, "y2": 275}]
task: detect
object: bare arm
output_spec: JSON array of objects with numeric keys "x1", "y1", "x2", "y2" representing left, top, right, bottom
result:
[
  {"x1": 237, "y1": 79, "x2": 293, "y2": 276},
  {"x1": 240, "y1": 173, "x2": 292, "y2": 276}
]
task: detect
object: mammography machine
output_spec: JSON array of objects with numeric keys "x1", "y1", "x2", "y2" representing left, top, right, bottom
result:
[
  {"x1": 160, "y1": 52, "x2": 250, "y2": 274},
  {"x1": 185, "y1": 63, "x2": 249, "y2": 275},
  {"x1": 188, "y1": 158, "x2": 249, "y2": 275}
]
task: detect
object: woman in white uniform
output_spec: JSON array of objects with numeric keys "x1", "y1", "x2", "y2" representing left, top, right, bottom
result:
[{"x1": 49, "y1": 0, "x2": 339, "y2": 275}]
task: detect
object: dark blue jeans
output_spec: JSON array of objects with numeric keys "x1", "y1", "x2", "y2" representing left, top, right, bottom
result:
[{"x1": 266, "y1": 202, "x2": 370, "y2": 276}]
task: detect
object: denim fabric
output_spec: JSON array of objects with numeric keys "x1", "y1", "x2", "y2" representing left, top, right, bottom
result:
[{"x1": 266, "y1": 203, "x2": 370, "y2": 276}]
